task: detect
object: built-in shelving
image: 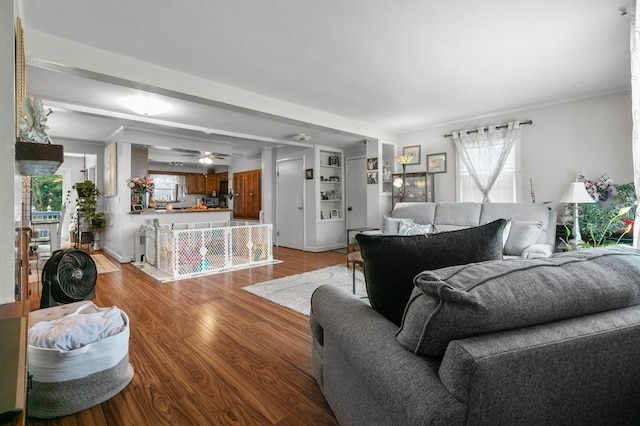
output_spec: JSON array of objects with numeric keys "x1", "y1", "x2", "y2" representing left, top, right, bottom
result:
[{"x1": 318, "y1": 149, "x2": 343, "y2": 220}]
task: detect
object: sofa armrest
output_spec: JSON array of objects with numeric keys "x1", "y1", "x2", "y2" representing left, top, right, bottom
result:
[
  {"x1": 521, "y1": 243, "x2": 553, "y2": 258},
  {"x1": 310, "y1": 285, "x2": 465, "y2": 425}
]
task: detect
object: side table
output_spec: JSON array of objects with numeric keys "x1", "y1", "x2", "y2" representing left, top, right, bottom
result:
[{"x1": 346, "y1": 251, "x2": 364, "y2": 294}]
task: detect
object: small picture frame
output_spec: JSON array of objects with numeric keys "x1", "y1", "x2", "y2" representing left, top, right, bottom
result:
[
  {"x1": 305, "y1": 168, "x2": 314, "y2": 180},
  {"x1": 132, "y1": 204, "x2": 144, "y2": 212},
  {"x1": 427, "y1": 153, "x2": 447, "y2": 173},
  {"x1": 403, "y1": 145, "x2": 421, "y2": 165},
  {"x1": 328, "y1": 156, "x2": 340, "y2": 167},
  {"x1": 367, "y1": 171, "x2": 379, "y2": 184},
  {"x1": 330, "y1": 208, "x2": 339, "y2": 219},
  {"x1": 329, "y1": 176, "x2": 340, "y2": 182},
  {"x1": 367, "y1": 157, "x2": 378, "y2": 170}
]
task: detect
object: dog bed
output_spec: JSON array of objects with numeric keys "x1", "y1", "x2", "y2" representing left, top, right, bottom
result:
[{"x1": 28, "y1": 301, "x2": 134, "y2": 419}]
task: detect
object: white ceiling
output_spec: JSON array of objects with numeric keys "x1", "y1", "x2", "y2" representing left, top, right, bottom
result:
[{"x1": 21, "y1": 0, "x2": 631, "y2": 165}]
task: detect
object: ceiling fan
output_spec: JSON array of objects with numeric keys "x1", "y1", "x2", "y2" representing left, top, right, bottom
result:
[{"x1": 176, "y1": 149, "x2": 229, "y2": 164}]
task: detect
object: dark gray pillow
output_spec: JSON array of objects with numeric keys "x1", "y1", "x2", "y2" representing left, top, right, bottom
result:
[
  {"x1": 396, "y1": 245, "x2": 640, "y2": 358},
  {"x1": 356, "y1": 219, "x2": 507, "y2": 326}
]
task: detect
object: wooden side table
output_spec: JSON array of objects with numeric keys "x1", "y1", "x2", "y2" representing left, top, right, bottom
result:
[{"x1": 346, "y1": 251, "x2": 364, "y2": 294}]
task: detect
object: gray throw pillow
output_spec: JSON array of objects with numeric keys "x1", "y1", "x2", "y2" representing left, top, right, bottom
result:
[
  {"x1": 396, "y1": 245, "x2": 640, "y2": 358},
  {"x1": 503, "y1": 219, "x2": 543, "y2": 256},
  {"x1": 382, "y1": 215, "x2": 415, "y2": 235},
  {"x1": 356, "y1": 219, "x2": 507, "y2": 326}
]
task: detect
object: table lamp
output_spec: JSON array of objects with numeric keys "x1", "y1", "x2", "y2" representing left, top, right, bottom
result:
[
  {"x1": 395, "y1": 154, "x2": 414, "y2": 202},
  {"x1": 559, "y1": 181, "x2": 596, "y2": 247}
]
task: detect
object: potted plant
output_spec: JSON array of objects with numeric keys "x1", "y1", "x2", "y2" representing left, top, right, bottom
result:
[{"x1": 68, "y1": 180, "x2": 107, "y2": 248}]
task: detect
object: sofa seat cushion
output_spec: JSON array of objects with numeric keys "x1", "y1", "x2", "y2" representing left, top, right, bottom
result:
[
  {"x1": 396, "y1": 245, "x2": 640, "y2": 357},
  {"x1": 356, "y1": 219, "x2": 507, "y2": 326}
]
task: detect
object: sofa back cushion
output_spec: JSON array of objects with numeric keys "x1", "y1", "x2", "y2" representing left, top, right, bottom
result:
[
  {"x1": 433, "y1": 202, "x2": 482, "y2": 228},
  {"x1": 396, "y1": 245, "x2": 640, "y2": 357},
  {"x1": 391, "y1": 202, "x2": 437, "y2": 225},
  {"x1": 356, "y1": 219, "x2": 507, "y2": 326}
]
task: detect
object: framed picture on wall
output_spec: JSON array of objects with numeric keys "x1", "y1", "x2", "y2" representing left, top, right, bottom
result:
[
  {"x1": 427, "y1": 153, "x2": 447, "y2": 173},
  {"x1": 367, "y1": 157, "x2": 378, "y2": 170},
  {"x1": 402, "y1": 145, "x2": 421, "y2": 164},
  {"x1": 305, "y1": 169, "x2": 313, "y2": 179},
  {"x1": 367, "y1": 171, "x2": 378, "y2": 184},
  {"x1": 104, "y1": 142, "x2": 117, "y2": 197}
]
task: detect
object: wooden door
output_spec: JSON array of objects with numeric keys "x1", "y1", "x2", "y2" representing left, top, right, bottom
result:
[
  {"x1": 246, "y1": 169, "x2": 261, "y2": 219},
  {"x1": 233, "y1": 172, "x2": 246, "y2": 218},
  {"x1": 232, "y1": 170, "x2": 261, "y2": 220}
]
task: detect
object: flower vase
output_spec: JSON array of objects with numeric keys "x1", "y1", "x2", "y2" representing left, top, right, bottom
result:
[{"x1": 143, "y1": 192, "x2": 149, "y2": 209}]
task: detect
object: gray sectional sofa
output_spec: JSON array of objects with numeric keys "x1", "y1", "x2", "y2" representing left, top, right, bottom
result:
[
  {"x1": 387, "y1": 202, "x2": 557, "y2": 259},
  {"x1": 311, "y1": 241, "x2": 640, "y2": 424}
]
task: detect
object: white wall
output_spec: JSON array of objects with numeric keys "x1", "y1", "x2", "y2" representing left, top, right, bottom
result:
[
  {"x1": 398, "y1": 91, "x2": 633, "y2": 217},
  {"x1": 1, "y1": 1, "x2": 17, "y2": 304}
]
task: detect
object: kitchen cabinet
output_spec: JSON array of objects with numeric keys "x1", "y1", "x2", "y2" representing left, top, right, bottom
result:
[
  {"x1": 233, "y1": 169, "x2": 261, "y2": 220},
  {"x1": 205, "y1": 172, "x2": 229, "y2": 195},
  {"x1": 186, "y1": 173, "x2": 205, "y2": 194},
  {"x1": 205, "y1": 174, "x2": 216, "y2": 195}
]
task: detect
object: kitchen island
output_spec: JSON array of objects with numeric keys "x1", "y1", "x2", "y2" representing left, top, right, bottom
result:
[{"x1": 120, "y1": 208, "x2": 234, "y2": 263}]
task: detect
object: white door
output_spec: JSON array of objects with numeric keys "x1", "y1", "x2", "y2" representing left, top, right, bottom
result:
[
  {"x1": 346, "y1": 157, "x2": 367, "y2": 230},
  {"x1": 276, "y1": 158, "x2": 304, "y2": 250}
]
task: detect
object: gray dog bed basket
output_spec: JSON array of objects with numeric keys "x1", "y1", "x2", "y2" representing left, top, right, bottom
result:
[{"x1": 27, "y1": 301, "x2": 134, "y2": 419}]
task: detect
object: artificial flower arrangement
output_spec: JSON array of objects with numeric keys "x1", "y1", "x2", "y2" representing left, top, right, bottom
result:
[
  {"x1": 564, "y1": 174, "x2": 636, "y2": 247},
  {"x1": 578, "y1": 173, "x2": 613, "y2": 201},
  {"x1": 128, "y1": 175, "x2": 155, "y2": 195}
]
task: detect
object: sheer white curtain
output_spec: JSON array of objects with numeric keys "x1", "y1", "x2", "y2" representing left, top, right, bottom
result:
[
  {"x1": 631, "y1": 0, "x2": 640, "y2": 248},
  {"x1": 452, "y1": 121, "x2": 522, "y2": 203}
]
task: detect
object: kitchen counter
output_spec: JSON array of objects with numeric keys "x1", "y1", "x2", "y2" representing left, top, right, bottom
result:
[{"x1": 130, "y1": 208, "x2": 232, "y2": 215}]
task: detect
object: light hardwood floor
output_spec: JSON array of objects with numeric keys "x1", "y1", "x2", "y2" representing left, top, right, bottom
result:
[{"x1": 27, "y1": 247, "x2": 344, "y2": 425}]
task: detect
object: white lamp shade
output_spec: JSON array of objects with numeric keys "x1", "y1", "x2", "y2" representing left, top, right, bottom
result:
[{"x1": 559, "y1": 182, "x2": 596, "y2": 204}]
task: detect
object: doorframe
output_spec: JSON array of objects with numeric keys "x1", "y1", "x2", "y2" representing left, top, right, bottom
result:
[{"x1": 275, "y1": 155, "x2": 306, "y2": 250}]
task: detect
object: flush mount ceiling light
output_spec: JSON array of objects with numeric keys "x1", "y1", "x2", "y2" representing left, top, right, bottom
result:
[
  {"x1": 125, "y1": 95, "x2": 169, "y2": 116},
  {"x1": 293, "y1": 133, "x2": 311, "y2": 142}
]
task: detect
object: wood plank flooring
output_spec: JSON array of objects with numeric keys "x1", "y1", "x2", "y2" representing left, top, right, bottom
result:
[{"x1": 27, "y1": 247, "x2": 344, "y2": 425}]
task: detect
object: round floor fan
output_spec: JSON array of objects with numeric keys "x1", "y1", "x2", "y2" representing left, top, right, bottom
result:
[{"x1": 40, "y1": 249, "x2": 97, "y2": 309}]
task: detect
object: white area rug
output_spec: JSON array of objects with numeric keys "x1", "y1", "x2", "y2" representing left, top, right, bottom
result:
[{"x1": 243, "y1": 264, "x2": 367, "y2": 315}]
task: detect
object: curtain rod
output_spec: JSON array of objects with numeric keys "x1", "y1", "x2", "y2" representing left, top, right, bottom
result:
[{"x1": 443, "y1": 120, "x2": 533, "y2": 138}]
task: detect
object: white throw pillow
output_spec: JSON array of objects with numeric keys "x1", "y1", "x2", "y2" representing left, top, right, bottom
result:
[
  {"x1": 503, "y1": 220, "x2": 543, "y2": 256},
  {"x1": 398, "y1": 222, "x2": 434, "y2": 235},
  {"x1": 382, "y1": 216, "x2": 415, "y2": 235}
]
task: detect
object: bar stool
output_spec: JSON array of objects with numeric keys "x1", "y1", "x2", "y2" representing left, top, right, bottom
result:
[{"x1": 346, "y1": 251, "x2": 364, "y2": 294}]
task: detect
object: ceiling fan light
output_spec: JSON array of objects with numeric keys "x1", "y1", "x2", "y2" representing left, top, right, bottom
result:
[
  {"x1": 199, "y1": 156, "x2": 213, "y2": 164},
  {"x1": 126, "y1": 95, "x2": 169, "y2": 116}
]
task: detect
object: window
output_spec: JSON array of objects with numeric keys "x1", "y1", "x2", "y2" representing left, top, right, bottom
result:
[{"x1": 457, "y1": 146, "x2": 517, "y2": 202}]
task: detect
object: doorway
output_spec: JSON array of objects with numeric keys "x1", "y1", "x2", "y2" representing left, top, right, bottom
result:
[
  {"x1": 346, "y1": 156, "x2": 367, "y2": 230},
  {"x1": 276, "y1": 157, "x2": 304, "y2": 250}
]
